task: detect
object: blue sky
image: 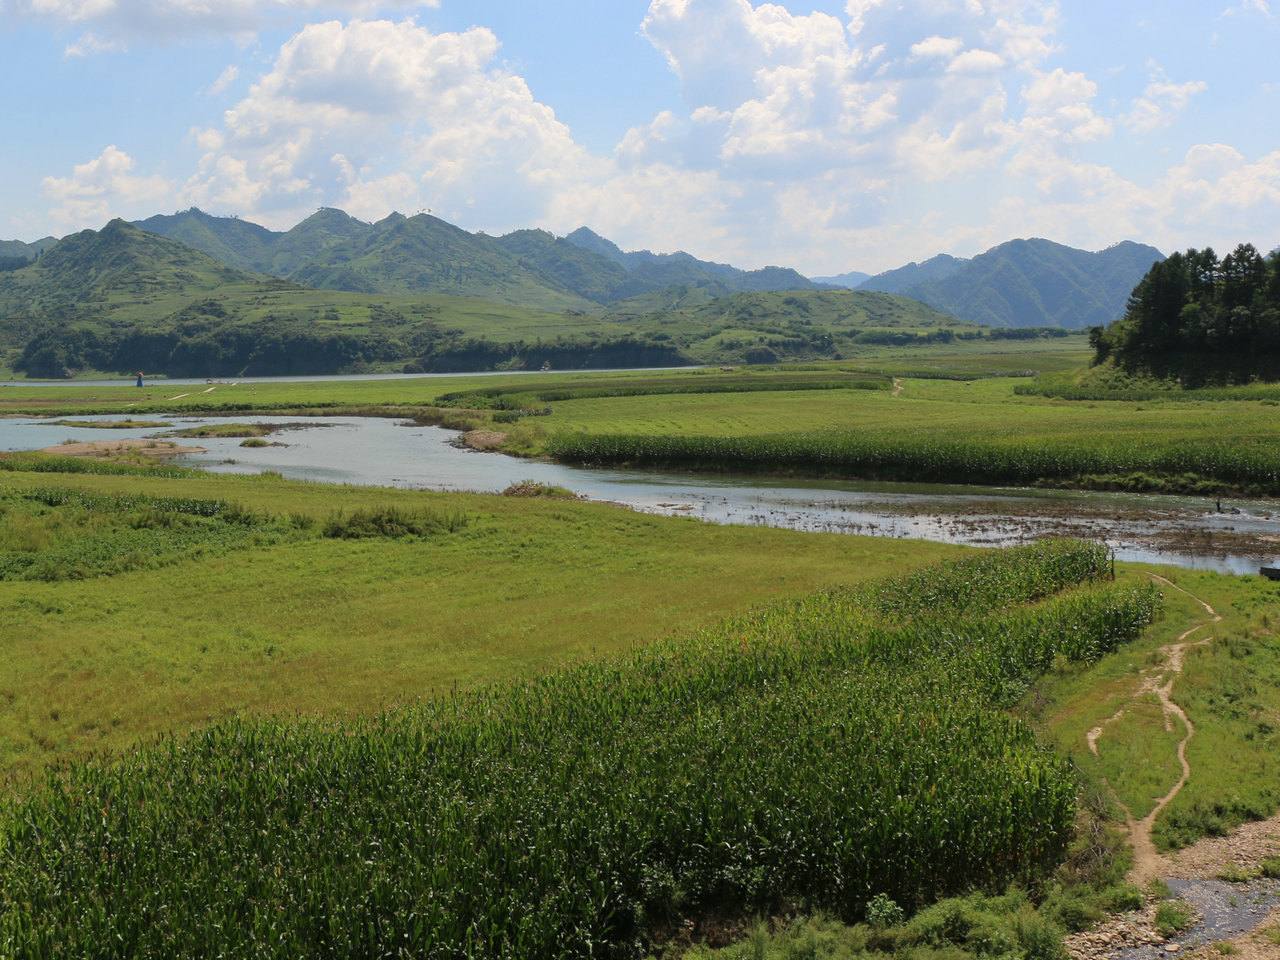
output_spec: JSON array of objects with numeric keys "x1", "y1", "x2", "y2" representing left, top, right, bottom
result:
[{"x1": 1, "y1": 0, "x2": 1277, "y2": 275}]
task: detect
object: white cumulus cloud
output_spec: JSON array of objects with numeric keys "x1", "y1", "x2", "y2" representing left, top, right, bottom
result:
[
  {"x1": 182, "y1": 18, "x2": 602, "y2": 231},
  {"x1": 42, "y1": 144, "x2": 173, "y2": 230},
  {"x1": 1122, "y1": 62, "x2": 1207, "y2": 134}
]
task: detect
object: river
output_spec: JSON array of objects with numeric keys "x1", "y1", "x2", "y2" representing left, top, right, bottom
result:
[{"x1": 3, "y1": 413, "x2": 1278, "y2": 575}]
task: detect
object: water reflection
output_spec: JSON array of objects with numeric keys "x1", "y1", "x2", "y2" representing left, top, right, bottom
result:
[{"x1": 3, "y1": 414, "x2": 1277, "y2": 575}]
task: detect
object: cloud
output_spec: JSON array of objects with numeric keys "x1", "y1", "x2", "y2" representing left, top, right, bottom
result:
[
  {"x1": 24, "y1": 0, "x2": 1277, "y2": 279},
  {"x1": 207, "y1": 65, "x2": 239, "y2": 96},
  {"x1": 182, "y1": 18, "x2": 602, "y2": 230},
  {"x1": 41, "y1": 145, "x2": 173, "y2": 230},
  {"x1": 1219, "y1": 0, "x2": 1271, "y2": 17},
  {"x1": 9, "y1": 0, "x2": 435, "y2": 48},
  {"x1": 1122, "y1": 62, "x2": 1207, "y2": 134},
  {"x1": 1017, "y1": 68, "x2": 1112, "y2": 145}
]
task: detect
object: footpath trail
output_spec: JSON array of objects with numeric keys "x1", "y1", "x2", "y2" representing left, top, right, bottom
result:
[
  {"x1": 1086, "y1": 575, "x2": 1220, "y2": 886},
  {"x1": 1067, "y1": 576, "x2": 1280, "y2": 960}
]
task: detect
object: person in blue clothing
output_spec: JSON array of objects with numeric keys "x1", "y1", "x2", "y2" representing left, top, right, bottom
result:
[{"x1": 135, "y1": 371, "x2": 144, "y2": 387}]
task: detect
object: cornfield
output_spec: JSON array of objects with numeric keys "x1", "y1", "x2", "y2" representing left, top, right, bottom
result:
[
  {"x1": 0, "y1": 541, "x2": 1157, "y2": 958},
  {"x1": 548, "y1": 430, "x2": 1280, "y2": 493}
]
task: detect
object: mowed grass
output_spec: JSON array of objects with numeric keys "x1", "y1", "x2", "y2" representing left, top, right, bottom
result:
[{"x1": 0, "y1": 468, "x2": 960, "y2": 783}]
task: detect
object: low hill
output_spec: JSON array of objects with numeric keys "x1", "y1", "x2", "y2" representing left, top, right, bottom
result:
[
  {"x1": 0, "y1": 236, "x2": 58, "y2": 263},
  {"x1": 0, "y1": 219, "x2": 268, "y2": 321},
  {"x1": 133, "y1": 208, "x2": 279, "y2": 273},
  {"x1": 564, "y1": 226, "x2": 820, "y2": 296},
  {"x1": 284, "y1": 213, "x2": 598, "y2": 311},
  {"x1": 811, "y1": 269, "x2": 870, "y2": 288}
]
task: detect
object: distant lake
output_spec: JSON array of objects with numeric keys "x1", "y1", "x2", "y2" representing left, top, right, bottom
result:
[{"x1": 3, "y1": 413, "x2": 1277, "y2": 576}]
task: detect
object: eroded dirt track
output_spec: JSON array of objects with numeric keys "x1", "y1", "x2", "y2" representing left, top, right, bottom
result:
[{"x1": 1068, "y1": 577, "x2": 1280, "y2": 960}]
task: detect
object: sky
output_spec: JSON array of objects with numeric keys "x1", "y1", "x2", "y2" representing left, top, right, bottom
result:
[{"x1": 1, "y1": 0, "x2": 1277, "y2": 276}]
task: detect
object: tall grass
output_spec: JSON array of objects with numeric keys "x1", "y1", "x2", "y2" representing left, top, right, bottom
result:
[
  {"x1": 0, "y1": 541, "x2": 1158, "y2": 959},
  {"x1": 548, "y1": 430, "x2": 1280, "y2": 494}
]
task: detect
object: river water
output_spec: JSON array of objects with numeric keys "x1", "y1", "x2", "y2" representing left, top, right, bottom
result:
[{"x1": 3, "y1": 413, "x2": 1279, "y2": 575}]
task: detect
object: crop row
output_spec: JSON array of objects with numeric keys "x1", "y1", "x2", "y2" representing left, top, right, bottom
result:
[
  {"x1": 434, "y1": 374, "x2": 888, "y2": 410},
  {"x1": 547, "y1": 430, "x2": 1280, "y2": 492},
  {"x1": 1014, "y1": 382, "x2": 1280, "y2": 402},
  {"x1": 0, "y1": 541, "x2": 1156, "y2": 959}
]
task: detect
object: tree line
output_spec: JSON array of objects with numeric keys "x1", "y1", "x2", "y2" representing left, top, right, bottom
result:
[
  {"x1": 14, "y1": 318, "x2": 684, "y2": 379},
  {"x1": 1091, "y1": 243, "x2": 1280, "y2": 383}
]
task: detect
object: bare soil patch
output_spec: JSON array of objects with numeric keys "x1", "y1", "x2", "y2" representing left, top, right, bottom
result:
[
  {"x1": 457, "y1": 429, "x2": 508, "y2": 451},
  {"x1": 40, "y1": 438, "x2": 206, "y2": 458}
]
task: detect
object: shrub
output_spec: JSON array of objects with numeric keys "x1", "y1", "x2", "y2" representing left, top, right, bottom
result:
[
  {"x1": 321, "y1": 506, "x2": 468, "y2": 539},
  {"x1": 1154, "y1": 900, "x2": 1196, "y2": 938}
]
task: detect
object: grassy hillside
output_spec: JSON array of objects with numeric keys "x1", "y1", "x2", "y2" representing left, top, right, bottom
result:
[{"x1": 0, "y1": 219, "x2": 267, "y2": 321}]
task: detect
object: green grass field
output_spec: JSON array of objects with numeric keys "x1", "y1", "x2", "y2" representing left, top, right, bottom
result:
[{"x1": 0, "y1": 465, "x2": 959, "y2": 783}]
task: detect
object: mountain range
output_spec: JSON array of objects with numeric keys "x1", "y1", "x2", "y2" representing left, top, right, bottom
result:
[
  {"x1": 128, "y1": 208, "x2": 823, "y2": 313},
  {"x1": 2, "y1": 207, "x2": 1165, "y2": 331},
  {"x1": 0, "y1": 218, "x2": 976, "y2": 378}
]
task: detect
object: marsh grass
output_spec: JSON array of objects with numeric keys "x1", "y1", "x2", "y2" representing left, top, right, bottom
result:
[
  {"x1": 502, "y1": 480, "x2": 579, "y2": 499},
  {"x1": 320, "y1": 505, "x2": 469, "y2": 538},
  {"x1": 162, "y1": 422, "x2": 271, "y2": 438},
  {"x1": 44, "y1": 419, "x2": 172, "y2": 429},
  {"x1": 0, "y1": 487, "x2": 295, "y2": 582}
]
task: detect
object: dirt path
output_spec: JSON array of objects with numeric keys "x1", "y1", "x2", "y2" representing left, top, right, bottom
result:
[
  {"x1": 891, "y1": 378, "x2": 904, "y2": 397},
  {"x1": 1084, "y1": 574, "x2": 1219, "y2": 885},
  {"x1": 1067, "y1": 578, "x2": 1280, "y2": 959}
]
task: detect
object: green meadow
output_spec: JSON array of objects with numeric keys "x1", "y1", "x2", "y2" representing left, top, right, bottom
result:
[{"x1": 0, "y1": 465, "x2": 958, "y2": 782}]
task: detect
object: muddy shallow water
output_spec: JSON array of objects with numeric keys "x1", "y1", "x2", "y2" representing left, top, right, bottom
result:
[{"x1": 5, "y1": 414, "x2": 1280, "y2": 575}]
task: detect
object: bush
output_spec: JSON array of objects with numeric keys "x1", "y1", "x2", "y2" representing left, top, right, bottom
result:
[
  {"x1": 321, "y1": 506, "x2": 468, "y2": 539},
  {"x1": 1154, "y1": 900, "x2": 1196, "y2": 938},
  {"x1": 865, "y1": 893, "x2": 904, "y2": 929}
]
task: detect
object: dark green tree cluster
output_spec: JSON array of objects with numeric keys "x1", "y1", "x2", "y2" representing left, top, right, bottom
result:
[
  {"x1": 15, "y1": 318, "x2": 410, "y2": 379},
  {"x1": 1091, "y1": 243, "x2": 1280, "y2": 383}
]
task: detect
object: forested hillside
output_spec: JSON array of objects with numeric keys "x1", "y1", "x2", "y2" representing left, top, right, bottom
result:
[{"x1": 1090, "y1": 242, "x2": 1280, "y2": 383}]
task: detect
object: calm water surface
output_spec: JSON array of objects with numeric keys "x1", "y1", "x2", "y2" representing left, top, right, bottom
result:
[{"x1": 3, "y1": 414, "x2": 1278, "y2": 575}]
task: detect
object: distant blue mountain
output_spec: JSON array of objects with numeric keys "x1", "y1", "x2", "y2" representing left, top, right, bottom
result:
[{"x1": 855, "y1": 240, "x2": 1164, "y2": 329}]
